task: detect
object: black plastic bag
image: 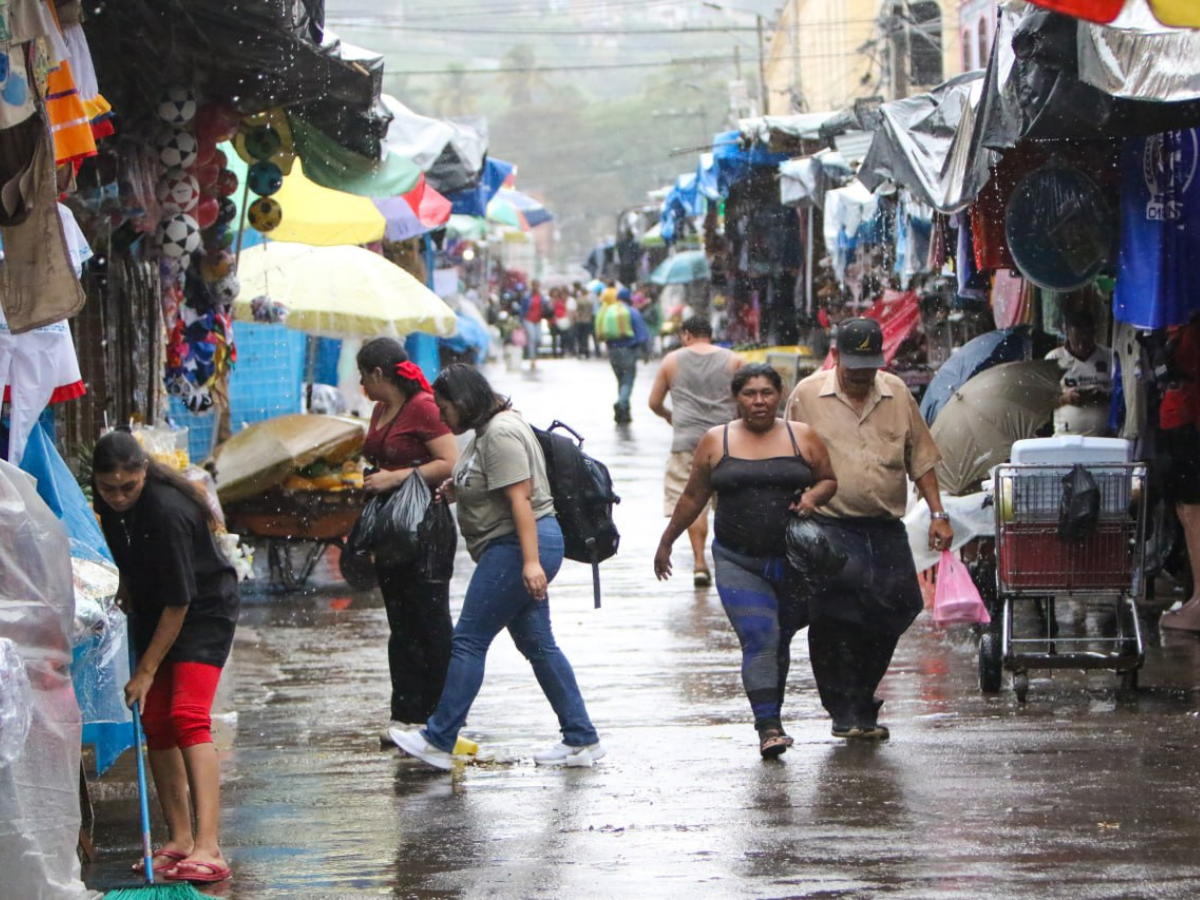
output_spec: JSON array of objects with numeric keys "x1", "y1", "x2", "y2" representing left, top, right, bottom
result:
[
  {"x1": 785, "y1": 516, "x2": 850, "y2": 586},
  {"x1": 1058, "y1": 464, "x2": 1100, "y2": 542},
  {"x1": 416, "y1": 498, "x2": 458, "y2": 582},
  {"x1": 372, "y1": 474, "x2": 432, "y2": 567}
]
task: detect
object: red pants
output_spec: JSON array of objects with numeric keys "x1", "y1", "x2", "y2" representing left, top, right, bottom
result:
[{"x1": 140, "y1": 661, "x2": 223, "y2": 751}]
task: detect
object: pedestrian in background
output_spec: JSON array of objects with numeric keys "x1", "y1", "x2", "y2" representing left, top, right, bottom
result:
[
  {"x1": 571, "y1": 282, "x2": 595, "y2": 358},
  {"x1": 648, "y1": 314, "x2": 744, "y2": 586},
  {"x1": 655, "y1": 364, "x2": 837, "y2": 759},
  {"x1": 93, "y1": 430, "x2": 239, "y2": 884},
  {"x1": 596, "y1": 286, "x2": 650, "y2": 424},
  {"x1": 785, "y1": 317, "x2": 952, "y2": 741},
  {"x1": 520, "y1": 280, "x2": 544, "y2": 371},
  {"x1": 1047, "y1": 308, "x2": 1112, "y2": 436},
  {"x1": 357, "y1": 338, "x2": 459, "y2": 745},
  {"x1": 390, "y1": 365, "x2": 604, "y2": 770}
]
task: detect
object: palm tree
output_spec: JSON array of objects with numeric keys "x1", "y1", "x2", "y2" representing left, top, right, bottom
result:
[
  {"x1": 496, "y1": 44, "x2": 546, "y2": 108},
  {"x1": 433, "y1": 64, "x2": 478, "y2": 117}
]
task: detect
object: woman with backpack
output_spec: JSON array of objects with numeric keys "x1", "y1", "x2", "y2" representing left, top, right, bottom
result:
[{"x1": 389, "y1": 364, "x2": 603, "y2": 770}]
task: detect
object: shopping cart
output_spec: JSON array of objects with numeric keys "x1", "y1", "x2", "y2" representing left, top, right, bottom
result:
[{"x1": 979, "y1": 456, "x2": 1147, "y2": 701}]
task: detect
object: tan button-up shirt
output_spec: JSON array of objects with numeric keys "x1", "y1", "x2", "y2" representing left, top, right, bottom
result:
[{"x1": 785, "y1": 368, "x2": 941, "y2": 519}]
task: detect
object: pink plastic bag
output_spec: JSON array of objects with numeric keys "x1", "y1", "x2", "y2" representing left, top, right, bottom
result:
[{"x1": 932, "y1": 550, "x2": 991, "y2": 627}]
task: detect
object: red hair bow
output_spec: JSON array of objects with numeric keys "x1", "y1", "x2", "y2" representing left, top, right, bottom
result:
[{"x1": 396, "y1": 361, "x2": 433, "y2": 393}]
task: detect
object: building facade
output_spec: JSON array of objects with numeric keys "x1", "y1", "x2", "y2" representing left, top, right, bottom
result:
[{"x1": 763, "y1": 0, "x2": 965, "y2": 115}]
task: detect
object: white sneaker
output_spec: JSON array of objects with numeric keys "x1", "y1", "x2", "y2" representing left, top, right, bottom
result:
[
  {"x1": 534, "y1": 741, "x2": 605, "y2": 767},
  {"x1": 388, "y1": 727, "x2": 455, "y2": 771},
  {"x1": 380, "y1": 721, "x2": 422, "y2": 750}
]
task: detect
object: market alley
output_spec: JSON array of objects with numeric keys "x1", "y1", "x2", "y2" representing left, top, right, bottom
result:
[{"x1": 84, "y1": 356, "x2": 1200, "y2": 900}]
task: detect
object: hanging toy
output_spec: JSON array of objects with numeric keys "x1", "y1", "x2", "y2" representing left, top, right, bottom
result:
[
  {"x1": 160, "y1": 212, "x2": 202, "y2": 258},
  {"x1": 201, "y1": 250, "x2": 234, "y2": 283},
  {"x1": 243, "y1": 124, "x2": 282, "y2": 161},
  {"x1": 157, "y1": 86, "x2": 198, "y2": 126},
  {"x1": 216, "y1": 169, "x2": 239, "y2": 197},
  {"x1": 212, "y1": 273, "x2": 240, "y2": 304},
  {"x1": 215, "y1": 196, "x2": 238, "y2": 227},
  {"x1": 155, "y1": 168, "x2": 199, "y2": 216},
  {"x1": 194, "y1": 194, "x2": 219, "y2": 230},
  {"x1": 248, "y1": 197, "x2": 282, "y2": 232},
  {"x1": 157, "y1": 128, "x2": 198, "y2": 170},
  {"x1": 247, "y1": 160, "x2": 283, "y2": 197}
]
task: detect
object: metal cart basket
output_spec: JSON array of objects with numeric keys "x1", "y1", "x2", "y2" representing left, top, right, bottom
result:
[{"x1": 979, "y1": 462, "x2": 1147, "y2": 701}]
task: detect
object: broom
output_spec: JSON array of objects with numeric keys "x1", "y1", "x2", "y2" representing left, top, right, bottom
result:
[{"x1": 104, "y1": 633, "x2": 206, "y2": 899}]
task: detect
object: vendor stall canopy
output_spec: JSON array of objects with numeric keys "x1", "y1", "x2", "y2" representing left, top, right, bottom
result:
[{"x1": 85, "y1": 0, "x2": 391, "y2": 162}]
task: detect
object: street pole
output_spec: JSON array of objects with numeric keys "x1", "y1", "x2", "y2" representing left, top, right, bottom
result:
[
  {"x1": 756, "y1": 13, "x2": 769, "y2": 115},
  {"x1": 890, "y1": 1, "x2": 909, "y2": 100}
]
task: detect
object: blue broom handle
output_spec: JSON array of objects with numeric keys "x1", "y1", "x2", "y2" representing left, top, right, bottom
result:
[{"x1": 131, "y1": 699, "x2": 155, "y2": 884}]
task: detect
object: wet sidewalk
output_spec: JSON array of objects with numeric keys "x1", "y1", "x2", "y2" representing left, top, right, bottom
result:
[{"x1": 84, "y1": 357, "x2": 1200, "y2": 899}]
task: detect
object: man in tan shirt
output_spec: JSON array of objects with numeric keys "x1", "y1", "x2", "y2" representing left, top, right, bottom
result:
[{"x1": 785, "y1": 317, "x2": 953, "y2": 741}]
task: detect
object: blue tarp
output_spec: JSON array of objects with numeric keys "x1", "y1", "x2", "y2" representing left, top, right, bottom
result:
[
  {"x1": 438, "y1": 312, "x2": 490, "y2": 363},
  {"x1": 711, "y1": 129, "x2": 789, "y2": 197},
  {"x1": 448, "y1": 157, "x2": 515, "y2": 218}
]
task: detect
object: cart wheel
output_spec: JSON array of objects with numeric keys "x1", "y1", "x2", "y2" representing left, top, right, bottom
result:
[
  {"x1": 979, "y1": 632, "x2": 1003, "y2": 694},
  {"x1": 1013, "y1": 673, "x2": 1029, "y2": 703},
  {"x1": 1120, "y1": 668, "x2": 1139, "y2": 692}
]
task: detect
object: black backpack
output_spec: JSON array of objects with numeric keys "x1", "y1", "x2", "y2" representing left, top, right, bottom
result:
[{"x1": 532, "y1": 420, "x2": 620, "y2": 608}]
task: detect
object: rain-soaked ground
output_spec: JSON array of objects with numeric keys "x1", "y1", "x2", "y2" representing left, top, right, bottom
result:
[{"x1": 83, "y1": 356, "x2": 1200, "y2": 899}]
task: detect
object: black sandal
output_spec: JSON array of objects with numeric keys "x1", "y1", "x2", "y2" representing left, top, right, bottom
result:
[{"x1": 759, "y1": 728, "x2": 790, "y2": 759}]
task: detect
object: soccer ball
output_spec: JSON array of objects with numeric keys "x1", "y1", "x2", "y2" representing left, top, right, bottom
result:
[
  {"x1": 155, "y1": 168, "x2": 199, "y2": 216},
  {"x1": 161, "y1": 213, "x2": 201, "y2": 258},
  {"x1": 200, "y1": 250, "x2": 234, "y2": 283},
  {"x1": 243, "y1": 124, "x2": 282, "y2": 161},
  {"x1": 247, "y1": 160, "x2": 283, "y2": 197},
  {"x1": 248, "y1": 197, "x2": 282, "y2": 232},
  {"x1": 215, "y1": 196, "x2": 238, "y2": 227},
  {"x1": 157, "y1": 86, "x2": 198, "y2": 126},
  {"x1": 212, "y1": 273, "x2": 240, "y2": 304},
  {"x1": 157, "y1": 128, "x2": 198, "y2": 170}
]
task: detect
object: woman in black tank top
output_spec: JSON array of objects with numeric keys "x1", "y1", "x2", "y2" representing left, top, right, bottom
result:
[{"x1": 654, "y1": 364, "x2": 837, "y2": 759}]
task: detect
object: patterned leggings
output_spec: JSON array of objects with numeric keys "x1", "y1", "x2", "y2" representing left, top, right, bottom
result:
[{"x1": 712, "y1": 542, "x2": 807, "y2": 732}]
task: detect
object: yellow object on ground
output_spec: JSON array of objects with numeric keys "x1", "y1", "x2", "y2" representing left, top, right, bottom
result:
[
  {"x1": 453, "y1": 736, "x2": 479, "y2": 756},
  {"x1": 233, "y1": 242, "x2": 458, "y2": 339}
]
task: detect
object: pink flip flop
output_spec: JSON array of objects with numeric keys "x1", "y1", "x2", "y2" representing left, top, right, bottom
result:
[
  {"x1": 131, "y1": 848, "x2": 187, "y2": 874},
  {"x1": 164, "y1": 859, "x2": 232, "y2": 884}
]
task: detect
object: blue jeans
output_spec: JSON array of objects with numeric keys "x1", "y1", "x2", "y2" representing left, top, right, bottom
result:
[
  {"x1": 423, "y1": 517, "x2": 600, "y2": 751},
  {"x1": 609, "y1": 345, "x2": 638, "y2": 413}
]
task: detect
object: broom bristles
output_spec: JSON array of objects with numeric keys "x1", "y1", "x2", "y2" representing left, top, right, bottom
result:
[{"x1": 103, "y1": 883, "x2": 209, "y2": 899}]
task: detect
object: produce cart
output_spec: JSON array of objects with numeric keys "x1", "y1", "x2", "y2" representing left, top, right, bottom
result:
[
  {"x1": 978, "y1": 438, "x2": 1146, "y2": 701},
  {"x1": 223, "y1": 487, "x2": 363, "y2": 591},
  {"x1": 214, "y1": 414, "x2": 368, "y2": 591}
]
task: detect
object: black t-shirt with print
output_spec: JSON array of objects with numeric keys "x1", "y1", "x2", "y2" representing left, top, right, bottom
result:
[{"x1": 99, "y1": 478, "x2": 239, "y2": 667}]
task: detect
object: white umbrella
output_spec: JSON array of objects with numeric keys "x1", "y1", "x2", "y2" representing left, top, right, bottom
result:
[{"x1": 234, "y1": 241, "x2": 457, "y2": 339}]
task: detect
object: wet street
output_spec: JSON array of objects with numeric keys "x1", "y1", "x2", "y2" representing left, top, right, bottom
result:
[{"x1": 85, "y1": 357, "x2": 1200, "y2": 900}]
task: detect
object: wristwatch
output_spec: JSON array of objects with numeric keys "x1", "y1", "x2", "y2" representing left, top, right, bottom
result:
[{"x1": 930, "y1": 511, "x2": 950, "y2": 521}]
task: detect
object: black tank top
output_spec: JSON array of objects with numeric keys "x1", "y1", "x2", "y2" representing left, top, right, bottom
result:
[{"x1": 711, "y1": 422, "x2": 815, "y2": 557}]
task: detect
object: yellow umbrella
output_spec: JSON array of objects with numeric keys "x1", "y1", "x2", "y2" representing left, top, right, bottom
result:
[
  {"x1": 233, "y1": 241, "x2": 457, "y2": 339},
  {"x1": 267, "y1": 160, "x2": 386, "y2": 246}
]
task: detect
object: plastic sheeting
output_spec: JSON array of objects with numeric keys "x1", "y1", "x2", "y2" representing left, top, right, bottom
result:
[
  {"x1": 856, "y1": 72, "x2": 990, "y2": 214},
  {"x1": 1077, "y1": 3, "x2": 1200, "y2": 100},
  {"x1": 0, "y1": 459, "x2": 97, "y2": 900},
  {"x1": 448, "y1": 157, "x2": 515, "y2": 218},
  {"x1": 904, "y1": 492, "x2": 997, "y2": 572},
  {"x1": 779, "y1": 150, "x2": 851, "y2": 208}
]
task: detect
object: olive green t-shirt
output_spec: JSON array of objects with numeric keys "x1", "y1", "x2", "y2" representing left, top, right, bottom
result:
[{"x1": 452, "y1": 410, "x2": 556, "y2": 560}]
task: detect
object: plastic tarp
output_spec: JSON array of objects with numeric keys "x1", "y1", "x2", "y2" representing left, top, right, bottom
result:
[
  {"x1": 820, "y1": 290, "x2": 921, "y2": 370},
  {"x1": 823, "y1": 180, "x2": 879, "y2": 282},
  {"x1": 1077, "y1": 3, "x2": 1200, "y2": 100},
  {"x1": 448, "y1": 157, "x2": 515, "y2": 218},
  {"x1": 289, "y1": 114, "x2": 422, "y2": 199},
  {"x1": 973, "y1": 2, "x2": 1200, "y2": 154},
  {"x1": 382, "y1": 95, "x2": 457, "y2": 173},
  {"x1": 425, "y1": 117, "x2": 490, "y2": 196},
  {"x1": 438, "y1": 312, "x2": 490, "y2": 363},
  {"x1": 712, "y1": 129, "x2": 790, "y2": 197},
  {"x1": 779, "y1": 149, "x2": 851, "y2": 208},
  {"x1": 0, "y1": 458, "x2": 98, "y2": 899},
  {"x1": 856, "y1": 72, "x2": 990, "y2": 214},
  {"x1": 737, "y1": 111, "x2": 840, "y2": 152}
]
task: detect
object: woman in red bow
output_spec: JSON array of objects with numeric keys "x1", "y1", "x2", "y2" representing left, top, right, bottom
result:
[{"x1": 357, "y1": 338, "x2": 460, "y2": 745}]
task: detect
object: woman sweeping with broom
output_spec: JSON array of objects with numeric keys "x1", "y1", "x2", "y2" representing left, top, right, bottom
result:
[{"x1": 93, "y1": 430, "x2": 238, "y2": 887}]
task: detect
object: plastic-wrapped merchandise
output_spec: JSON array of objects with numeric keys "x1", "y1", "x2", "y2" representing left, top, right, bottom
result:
[
  {"x1": 69, "y1": 558, "x2": 130, "y2": 729},
  {"x1": 0, "y1": 459, "x2": 100, "y2": 899},
  {"x1": 0, "y1": 638, "x2": 32, "y2": 766}
]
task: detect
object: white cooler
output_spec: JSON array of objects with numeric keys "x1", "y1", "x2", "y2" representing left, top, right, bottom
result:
[{"x1": 1009, "y1": 436, "x2": 1133, "y2": 466}]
